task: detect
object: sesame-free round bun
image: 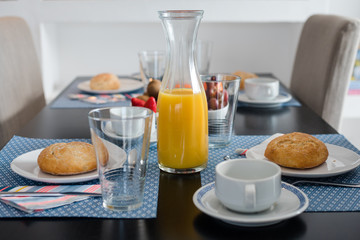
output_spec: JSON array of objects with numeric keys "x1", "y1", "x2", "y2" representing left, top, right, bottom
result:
[
  {"x1": 232, "y1": 71, "x2": 258, "y2": 90},
  {"x1": 90, "y1": 73, "x2": 120, "y2": 90},
  {"x1": 264, "y1": 132, "x2": 329, "y2": 169},
  {"x1": 37, "y1": 142, "x2": 97, "y2": 175}
]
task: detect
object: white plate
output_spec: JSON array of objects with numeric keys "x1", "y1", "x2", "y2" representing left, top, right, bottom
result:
[
  {"x1": 238, "y1": 92, "x2": 292, "y2": 108},
  {"x1": 193, "y1": 182, "x2": 308, "y2": 227},
  {"x1": 11, "y1": 149, "x2": 98, "y2": 184},
  {"x1": 246, "y1": 134, "x2": 360, "y2": 178},
  {"x1": 77, "y1": 78, "x2": 143, "y2": 94}
]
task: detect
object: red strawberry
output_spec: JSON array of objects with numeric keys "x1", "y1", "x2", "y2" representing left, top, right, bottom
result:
[
  {"x1": 144, "y1": 97, "x2": 157, "y2": 113},
  {"x1": 131, "y1": 97, "x2": 145, "y2": 107}
]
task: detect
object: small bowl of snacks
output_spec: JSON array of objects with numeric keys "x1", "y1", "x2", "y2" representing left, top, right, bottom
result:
[
  {"x1": 203, "y1": 75, "x2": 231, "y2": 120},
  {"x1": 201, "y1": 74, "x2": 241, "y2": 147},
  {"x1": 208, "y1": 103, "x2": 229, "y2": 119}
]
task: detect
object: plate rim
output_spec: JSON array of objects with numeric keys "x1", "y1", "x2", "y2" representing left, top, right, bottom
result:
[
  {"x1": 10, "y1": 149, "x2": 98, "y2": 184},
  {"x1": 246, "y1": 143, "x2": 360, "y2": 178},
  {"x1": 77, "y1": 78, "x2": 143, "y2": 94},
  {"x1": 193, "y1": 181, "x2": 309, "y2": 226},
  {"x1": 238, "y1": 92, "x2": 292, "y2": 105}
]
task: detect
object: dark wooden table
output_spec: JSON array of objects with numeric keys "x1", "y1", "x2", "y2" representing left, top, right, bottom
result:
[{"x1": 2, "y1": 82, "x2": 360, "y2": 240}]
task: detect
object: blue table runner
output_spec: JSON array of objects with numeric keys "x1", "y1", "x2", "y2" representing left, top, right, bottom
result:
[
  {"x1": 1, "y1": 134, "x2": 360, "y2": 217},
  {"x1": 50, "y1": 76, "x2": 143, "y2": 109},
  {"x1": 201, "y1": 134, "x2": 360, "y2": 212},
  {"x1": 0, "y1": 136, "x2": 159, "y2": 218},
  {"x1": 51, "y1": 76, "x2": 300, "y2": 109}
]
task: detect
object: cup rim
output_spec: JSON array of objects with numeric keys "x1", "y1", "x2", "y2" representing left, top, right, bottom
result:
[
  {"x1": 216, "y1": 159, "x2": 281, "y2": 182},
  {"x1": 245, "y1": 77, "x2": 279, "y2": 85},
  {"x1": 88, "y1": 106, "x2": 153, "y2": 121},
  {"x1": 138, "y1": 50, "x2": 166, "y2": 56},
  {"x1": 201, "y1": 74, "x2": 240, "y2": 82},
  {"x1": 158, "y1": 10, "x2": 204, "y2": 19}
]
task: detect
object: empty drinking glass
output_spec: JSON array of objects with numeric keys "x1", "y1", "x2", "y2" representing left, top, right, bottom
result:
[{"x1": 88, "y1": 107, "x2": 153, "y2": 211}]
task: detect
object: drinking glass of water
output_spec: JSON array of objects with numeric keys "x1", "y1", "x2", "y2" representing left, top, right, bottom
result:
[{"x1": 88, "y1": 106, "x2": 153, "y2": 211}]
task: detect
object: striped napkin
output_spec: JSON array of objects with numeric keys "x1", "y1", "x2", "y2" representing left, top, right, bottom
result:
[{"x1": 0, "y1": 185, "x2": 101, "y2": 213}]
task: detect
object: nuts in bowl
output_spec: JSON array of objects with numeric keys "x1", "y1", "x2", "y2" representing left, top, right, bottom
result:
[
  {"x1": 202, "y1": 75, "x2": 235, "y2": 119},
  {"x1": 204, "y1": 76, "x2": 229, "y2": 110}
]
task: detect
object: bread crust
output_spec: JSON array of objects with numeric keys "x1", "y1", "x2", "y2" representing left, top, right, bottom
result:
[
  {"x1": 89, "y1": 73, "x2": 120, "y2": 90},
  {"x1": 37, "y1": 142, "x2": 97, "y2": 175},
  {"x1": 264, "y1": 132, "x2": 329, "y2": 169},
  {"x1": 232, "y1": 71, "x2": 258, "y2": 90}
]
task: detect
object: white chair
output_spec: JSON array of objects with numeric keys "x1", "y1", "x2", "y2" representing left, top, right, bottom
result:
[
  {"x1": 0, "y1": 16, "x2": 46, "y2": 149},
  {"x1": 290, "y1": 14, "x2": 360, "y2": 131}
]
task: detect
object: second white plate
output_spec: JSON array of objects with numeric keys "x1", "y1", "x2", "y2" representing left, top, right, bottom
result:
[
  {"x1": 11, "y1": 149, "x2": 99, "y2": 184},
  {"x1": 246, "y1": 135, "x2": 360, "y2": 178},
  {"x1": 77, "y1": 78, "x2": 143, "y2": 94}
]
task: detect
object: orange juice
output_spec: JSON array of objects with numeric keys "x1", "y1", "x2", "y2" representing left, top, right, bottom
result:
[{"x1": 157, "y1": 88, "x2": 208, "y2": 170}]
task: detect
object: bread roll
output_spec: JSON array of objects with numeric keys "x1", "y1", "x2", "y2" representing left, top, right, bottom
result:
[
  {"x1": 37, "y1": 142, "x2": 97, "y2": 175},
  {"x1": 90, "y1": 73, "x2": 120, "y2": 90},
  {"x1": 264, "y1": 132, "x2": 329, "y2": 169},
  {"x1": 232, "y1": 71, "x2": 258, "y2": 90}
]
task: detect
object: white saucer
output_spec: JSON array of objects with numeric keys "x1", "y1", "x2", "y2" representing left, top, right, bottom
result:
[
  {"x1": 11, "y1": 149, "x2": 98, "y2": 184},
  {"x1": 77, "y1": 78, "x2": 143, "y2": 94},
  {"x1": 238, "y1": 92, "x2": 292, "y2": 108},
  {"x1": 246, "y1": 133, "x2": 360, "y2": 178},
  {"x1": 193, "y1": 182, "x2": 308, "y2": 227}
]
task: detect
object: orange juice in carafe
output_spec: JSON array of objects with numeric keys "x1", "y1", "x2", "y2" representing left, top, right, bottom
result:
[
  {"x1": 157, "y1": 89, "x2": 208, "y2": 172},
  {"x1": 158, "y1": 10, "x2": 208, "y2": 173}
]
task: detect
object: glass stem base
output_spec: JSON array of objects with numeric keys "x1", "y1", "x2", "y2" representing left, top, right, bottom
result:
[{"x1": 103, "y1": 202, "x2": 142, "y2": 212}]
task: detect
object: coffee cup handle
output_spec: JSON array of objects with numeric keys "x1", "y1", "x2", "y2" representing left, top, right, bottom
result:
[{"x1": 245, "y1": 184, "x2": 256, "y2": 209}]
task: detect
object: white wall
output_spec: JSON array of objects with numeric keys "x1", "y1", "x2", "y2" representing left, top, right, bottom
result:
[
  {"x1": 0, "y1": 0, "x2": 332, "y2": 101},
  {"x1": 45, "y1": 21, "x2": 303, "y2": 99},
  {"x1": 0, "y1": 0, "x2": 359, "y2": 102}
]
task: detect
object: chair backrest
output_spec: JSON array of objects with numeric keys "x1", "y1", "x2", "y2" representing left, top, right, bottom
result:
[
  {"x1": 290, "y1": 14, "x2": 360, "y2": 131},
  {"x1": 0, "y1": 16, "x2": 46, "y2": 149}
]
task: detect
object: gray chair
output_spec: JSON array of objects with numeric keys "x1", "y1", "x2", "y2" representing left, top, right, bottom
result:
[
  {"x1": 0, "y1": 16, "x2": 46, "y2": 149},
  {"x1": 290, "y1": 14, "x2": 360, "y2": 131}
]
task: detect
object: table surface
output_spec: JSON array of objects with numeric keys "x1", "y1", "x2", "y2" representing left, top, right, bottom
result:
[{"x1": 3, "y1": 77, "x2": 360, "y2": 240}]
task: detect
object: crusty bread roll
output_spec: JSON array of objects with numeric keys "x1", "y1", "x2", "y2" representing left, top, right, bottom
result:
[
  {"x1": 90, "y1": 73, "x2": 120, "y2": 90},
  {"x1": 37, "y1": 142, "x2": 97, "y2": 175},
  {"x1": 232, "y1": 71, "x2": 258, "y2": 90},
  {"x1": 264, "y1": 132, "x2": 329, "y2": 169}
]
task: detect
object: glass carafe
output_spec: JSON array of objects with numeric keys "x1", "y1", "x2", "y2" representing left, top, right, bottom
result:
[{"x1": 157, "y1": 10, "x2": 208, "y2": 174}]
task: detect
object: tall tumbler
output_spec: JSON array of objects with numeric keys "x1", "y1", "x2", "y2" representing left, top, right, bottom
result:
[{"x1": 88, "y1": 107, "x2": 153, "y2": 211}]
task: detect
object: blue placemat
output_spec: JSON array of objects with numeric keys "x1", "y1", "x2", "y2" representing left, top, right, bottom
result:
[
  {"x1": 50, "y1": 76, "x2": 144, "y2": 109},
  {"x1": 237, "y1": 85, "x2": 301, "y2": 107},
  {"x1": 0, "y1": 136, "x2": 159, "y2": 218},
  {"x1": 201, "y1": 134, "x2": 360, "y2": 212}
]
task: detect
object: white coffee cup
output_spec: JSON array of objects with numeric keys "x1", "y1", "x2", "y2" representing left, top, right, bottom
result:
[
  {"x1": 215, "y1": 159, "x2": 281, "y2": 213},
  {"x1": 245, "y1": 78, "x2": 279, "y2": 100}
]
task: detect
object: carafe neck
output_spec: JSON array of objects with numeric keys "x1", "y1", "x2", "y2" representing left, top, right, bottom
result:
[{"x1": 158, "y1": 10, "x2": 204, "y2": 93}]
